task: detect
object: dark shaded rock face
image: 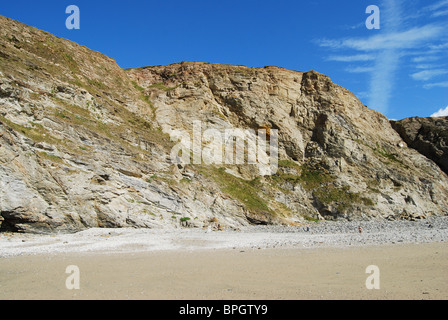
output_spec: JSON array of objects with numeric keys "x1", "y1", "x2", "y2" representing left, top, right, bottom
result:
[{"x1": 391, "y1": 117, "x2": 448, "y2": 175}]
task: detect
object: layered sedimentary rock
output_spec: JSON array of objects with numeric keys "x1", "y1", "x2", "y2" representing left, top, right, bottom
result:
[{"x1": 1, "y1": 15, "x2": 447, "y2": 233}]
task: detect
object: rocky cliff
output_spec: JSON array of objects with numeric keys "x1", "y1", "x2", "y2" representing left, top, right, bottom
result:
[
  {"x1": 391, "y1": 117, "x2": 448, "y2": 175},
  {"x1": 1, "y1": 15, "x2": 447, "y2": 233}
]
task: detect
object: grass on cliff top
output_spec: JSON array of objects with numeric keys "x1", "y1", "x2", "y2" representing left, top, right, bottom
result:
[
  {"x1": 1, "y1": 28, "x2": 133, "y2": 100},
  {"x1": 1, "y1": 34, "x2": 83, "y2": 84},
  {"x1": 1, "y1": 29, "x2": 172, "y2": 156}
]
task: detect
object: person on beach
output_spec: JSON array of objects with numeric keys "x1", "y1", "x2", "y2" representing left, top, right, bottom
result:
[{"x1": 358, "y1": 226, "x2": 363, "y2": 233}]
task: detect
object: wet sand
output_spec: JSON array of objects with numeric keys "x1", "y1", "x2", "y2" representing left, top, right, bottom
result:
[{"x1": 0, "y1": 242, "x2": 447, "y2": 300}]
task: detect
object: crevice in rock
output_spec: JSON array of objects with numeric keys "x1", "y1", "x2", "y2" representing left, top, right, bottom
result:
[{"x1": 0, "y1": 211, "x2": 19, "y2": 232}]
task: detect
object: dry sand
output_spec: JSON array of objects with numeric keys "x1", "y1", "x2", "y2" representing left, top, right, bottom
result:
[{"x1": 0, "y1": 242, "x2": 447, "y2": 300}]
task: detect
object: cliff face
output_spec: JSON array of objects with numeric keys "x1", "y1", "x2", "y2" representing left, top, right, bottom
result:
[
  {"x1": 391, "y1": 117, "x2": 448, "y2": 175},
  {"x1": 1, "y1": 15, "x2": 447, "y2": 233}
]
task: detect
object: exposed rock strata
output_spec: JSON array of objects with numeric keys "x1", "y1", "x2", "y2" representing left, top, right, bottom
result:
[{"x1": 0, "y1": 15, "x2": 447, "y2": 233}]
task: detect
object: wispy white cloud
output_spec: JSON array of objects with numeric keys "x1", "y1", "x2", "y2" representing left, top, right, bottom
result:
[
  {"x1": 411, "y1": 69, "x2": 448, "y2": 81},
  {"x1": 415, "y1": 64, "x2": 443, "y2": 69},
  {"x1": 327, "y1": 54, "x2": 375, "y2": 62},
  {"x1": 429, "y1": 42, "x2": 448, "y2": 50},
  {"x1": 317, "y1": 24, "x2": 444, "y2": 52},
  {"x1": 367, "y1": 48, "x2": 399, "y2": 114},
  {"x1": 420, "y1": 0, "x2": 448, "y2": 18},
  {"x1": 411, "y1": 55, "x2": 441, "y2": 63},
  {"x1": 430, "y1": 105, "x2": 448, "y2": 117},
  {"x1": 345, "y1": 66, "x2": 375, "y2": 73},
  {"x1": 424, "y1": 0, "x2": 448, "y2": 12},
  {"x1": 424, "y1": 81, "x2": 448, "y2": 89},
  {"x1": 432, "y1": 9, "x2": 448, "y2": 17},
  {"x1": 314, "y1": 0, "x2": 448, "y2": 115}
]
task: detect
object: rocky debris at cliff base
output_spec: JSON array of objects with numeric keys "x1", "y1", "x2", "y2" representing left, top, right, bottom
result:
[{"x1": 0, "y1": 216, "x2": 446, "y2": 258}]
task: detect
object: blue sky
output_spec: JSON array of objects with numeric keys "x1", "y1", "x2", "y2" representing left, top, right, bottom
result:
[{"x1": 1, "y1": 0, "x2": 447, "y2": 120}]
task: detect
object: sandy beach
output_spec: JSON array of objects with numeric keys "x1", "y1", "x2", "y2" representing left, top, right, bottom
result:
[
  {"x1": 0, "y1": 218, "x2": 447, "y2": 300},
  {"x1": 0, "y1": 243, "x2": 447, "y2": 300}
]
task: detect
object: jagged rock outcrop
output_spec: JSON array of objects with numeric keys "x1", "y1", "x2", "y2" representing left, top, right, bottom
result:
[
  {"x1": 1, "y1": 15, "x2": 447, "y2": 233},
  {"x1": 391, "y1": 117, "x2": 448, "y2": 175}
]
